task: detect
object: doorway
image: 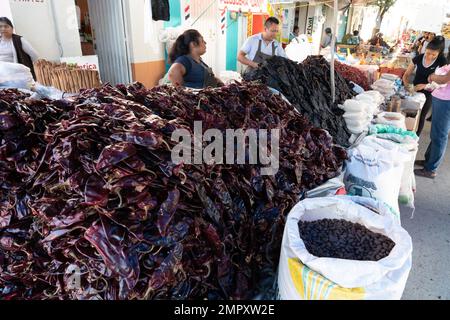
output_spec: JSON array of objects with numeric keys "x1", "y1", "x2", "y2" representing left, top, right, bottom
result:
[{"x1": 74, "y1": 0, "x2": 132, "y2": 85}]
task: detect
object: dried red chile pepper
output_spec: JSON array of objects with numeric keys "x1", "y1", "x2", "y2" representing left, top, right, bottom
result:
[{"x1": 0, "y1": 83, "x2": 346, "y2": 300}]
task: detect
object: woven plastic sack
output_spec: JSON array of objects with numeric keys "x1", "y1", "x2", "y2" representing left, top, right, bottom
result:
[
  {"x1": 344, "y1": 136, "x2": 410, "y2": 217},
  {"x1": 368, "y1": 125, "x2": 419, "y2": 209},
  {"x1": 278, "y1": 196, "x2": 412, "y2": 300}
]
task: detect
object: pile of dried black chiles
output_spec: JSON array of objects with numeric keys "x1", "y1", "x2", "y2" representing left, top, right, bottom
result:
[{"x1": 298, "y1": 219, "x2": 396, "y2": 261}]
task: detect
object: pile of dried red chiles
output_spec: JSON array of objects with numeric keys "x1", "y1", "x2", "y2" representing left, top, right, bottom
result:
[{"x1": 0, "y1": 83, "x2": 347, "y2": 300}]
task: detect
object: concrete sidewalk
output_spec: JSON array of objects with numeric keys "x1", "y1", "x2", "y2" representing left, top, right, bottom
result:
[{"x1": 401, "y1": 125, "x2": 450, "y2": 300}]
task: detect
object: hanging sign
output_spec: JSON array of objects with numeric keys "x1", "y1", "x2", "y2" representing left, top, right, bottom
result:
[
  {"x1": 219, "y1": 0, "x2": 268, "y2": 13},
  {"x1": 220, "y1": 7, "x2": 227, "y2": 35},
  {"x1": 267, "y1": 0, "x2": 295, "y2": 4}
]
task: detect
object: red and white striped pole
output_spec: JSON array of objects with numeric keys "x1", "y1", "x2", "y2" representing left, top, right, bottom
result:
[
  {"x1": 220, "y1": 7, "x2": 227, "y2": 35},
  {"x1": 184, "y1": 0, "x2": 191, "y2": 24}
]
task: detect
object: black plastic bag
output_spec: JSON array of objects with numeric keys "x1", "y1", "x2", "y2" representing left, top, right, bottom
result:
[{"x1": 151, "y1": 0, "x2": 170, "y2": 21}]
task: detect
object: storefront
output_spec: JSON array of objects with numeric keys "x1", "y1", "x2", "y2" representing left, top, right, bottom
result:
[{"x1": 3, "y1": 0, "x2": 366, "y2": 86}]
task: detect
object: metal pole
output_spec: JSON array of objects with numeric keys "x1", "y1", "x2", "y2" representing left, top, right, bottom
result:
[
  {"x1": 330, "y1": 0, "x2": 338, "y2": 103},
  {"x1": 191, "y1": 0, "x2": 217, "y2": 27}
]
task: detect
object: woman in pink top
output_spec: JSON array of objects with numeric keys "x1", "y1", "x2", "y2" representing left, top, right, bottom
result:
[{"x1": 415, "y1": 62, "x2": 450, "y2": 179}]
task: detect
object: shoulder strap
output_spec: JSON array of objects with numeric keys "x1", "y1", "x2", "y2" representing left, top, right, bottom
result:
[
  {"x1": 199, "y1": 58, "x2": 211, "y2": 70},
  {"x1": 257, "y1": 40, "x2": 263, "y2": 52}
]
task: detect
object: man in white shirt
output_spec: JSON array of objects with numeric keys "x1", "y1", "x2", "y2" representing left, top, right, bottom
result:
[{"x1": 238, "y1": 17, "x2": 287, "y2": 71}]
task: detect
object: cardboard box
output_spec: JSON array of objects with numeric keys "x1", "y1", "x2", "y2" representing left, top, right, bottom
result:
[
  {"x1": 402, "y1": 109, "x2": 422, "y2": 132},
  {"x1": 401, "y1": 93, "x2": 427, "y2": 111}
]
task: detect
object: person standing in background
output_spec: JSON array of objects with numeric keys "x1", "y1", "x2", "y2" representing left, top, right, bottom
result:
[
  {"x1": 411, "y1": 31, "x2": 427, "y2": 57},
  {"x1": 238, "y1": 17, "x2": 287, "y2": 72},
  {"x1": 352, "y1": 30, "x2": 361, "y2": 45},
  {"x1": 403, "y1": 38, "x2": 447, "y2": 137},
  {"x1": 289, "y1": 26, "x2": 300, "y2": 44},
  {"x1": 321, "y1": 28, "x2": 333, "y2": 49},
  {"x1": 369, "y1": 32, "x2": 390, "y2": 49},
  {"x1": 419, "y1": 32, "x2": 436, "y2": 55},
  {"x1": 415, "y1": 66, "x2": 450, "y2": 179},
  {"x1": 0, "y1": 17, "x2": 39, "y2": 79}
]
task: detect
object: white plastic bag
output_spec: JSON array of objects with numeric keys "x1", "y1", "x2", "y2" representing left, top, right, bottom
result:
[
  {"x1": 400, "y1": 93, "x2": 426, "y2": 111},
  {"x1": 0, "y1": 62, "x2": 34, "y2": 90},
  {"x1": 278, "y1": 196, "x2": 413, "y2": 300},
  {"x1": 356, "y1": 90, "x2": 385, "y2": 106},
  {"x1": 218, "y1": 71, "x2": 242, "y2": 85},
  {"x1": 372, "y1": 79, "x2": 395, "y2": 90},
  {"x1": 380, "y1": 73, "x2": 400, "y2": 82},
  {"x1": 344, "y1": 136, "x2": 410, "y2": 217},
  {"x1": 344, "y1": 117, "x2": 368, "y2": 128},
  {"x1": 372, "y1": 134, "x2": 419, "y2": 209},
  {"x1": 31, "y1": 83, "x2": 67, "y2": 100},
  {"x1": 286, "y1": 35, "x2": 313, "y2": 63},
  {"x1": 342, "y1": 100, "x2": 365, "y2": 113},
  {"x1": 372, "y1": 79, "x2": 396, "y2": 99},
  {"x1": 350, "y1": 82, "x2": 365, "y2": 94},
  {"x1": 341, "y1": 100, "x2": 374, "y2": 135},
  {"x1": 375, "y1": 112, "x2": 406, "y2": 130}
]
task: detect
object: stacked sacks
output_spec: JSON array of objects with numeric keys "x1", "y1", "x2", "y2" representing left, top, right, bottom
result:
[
  {"x1": 371, "y1": 79, "x2": 397, "y2": 100},
  {"x1": 340, "y1": 91, "x2": 384, "y2": 136}
]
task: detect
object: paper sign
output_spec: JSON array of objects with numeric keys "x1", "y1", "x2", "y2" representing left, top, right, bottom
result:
[{"x1": 60, "y1": 55, "x2": 100, "y2": 71}]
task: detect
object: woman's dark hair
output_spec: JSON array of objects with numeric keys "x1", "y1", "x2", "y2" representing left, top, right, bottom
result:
[
  {"x1": 293, "y1": 26, "x2": 299, "y2": 32},
  {"x1": 169, "y1": 29, "x2": 202, "y2": 63},
  {"x1": 426, "y1": 36, "x2": 445, "y2": 53},
  {"x1": 353, "y1": 30, "x2": 359, "y2": 36},
  {"x1": 0, "y1": 17, "x2": 14, "y2": 28},
  {"x1": 265, "y1": 17, "x2": 280, "y2": 28}
]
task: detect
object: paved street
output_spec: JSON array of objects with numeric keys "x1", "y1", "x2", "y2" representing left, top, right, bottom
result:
[{"x1": 401, "y1": 124, "x2": 450, "y2": 300}]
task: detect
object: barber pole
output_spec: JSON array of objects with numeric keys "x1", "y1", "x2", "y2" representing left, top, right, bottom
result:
[
  {"x1": 184, "y1": 0, "x2": 191, "y2": 23},
  {"x1": 220, "y1": 7, "x2": 227, "y2": 35}
]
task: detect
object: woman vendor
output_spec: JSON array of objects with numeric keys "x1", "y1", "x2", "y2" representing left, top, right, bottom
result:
[
  {"x1": 0, "y1": 17, "x2": 39, "y2": 79},
  {"x1": 167, "y1": 29, "x2": 222, "y2": 89},
  {"x1": 403, "y1": 37, "x2": 447, "y2": 137}
]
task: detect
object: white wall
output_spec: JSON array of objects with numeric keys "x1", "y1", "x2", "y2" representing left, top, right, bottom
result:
[
  {"x1": 359, "y1": 6, "x2": 379, "y2": 41},
  {"x1": 52, "y1": 0, "x2": 83, "y2": 58},
  {"x1": 8, "y1": 0, "x2": 82, "y2": 61},
  {"x1": 306, "y1": 4, "x2": 325, "y2": 54},
  {"x1": 126, "y1": 0, "x2": 165, "y2": 63},
  {"x1": 298, "y1": 3, "x2": 309, "y2": 34},
  {"x1": 0, "y1": 0, "x2": 13, "y2": 20}
]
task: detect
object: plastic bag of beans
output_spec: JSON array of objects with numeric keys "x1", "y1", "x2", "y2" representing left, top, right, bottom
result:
[{"x1": 278, "y1": 196, "x2": 412, "y2": 300}]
